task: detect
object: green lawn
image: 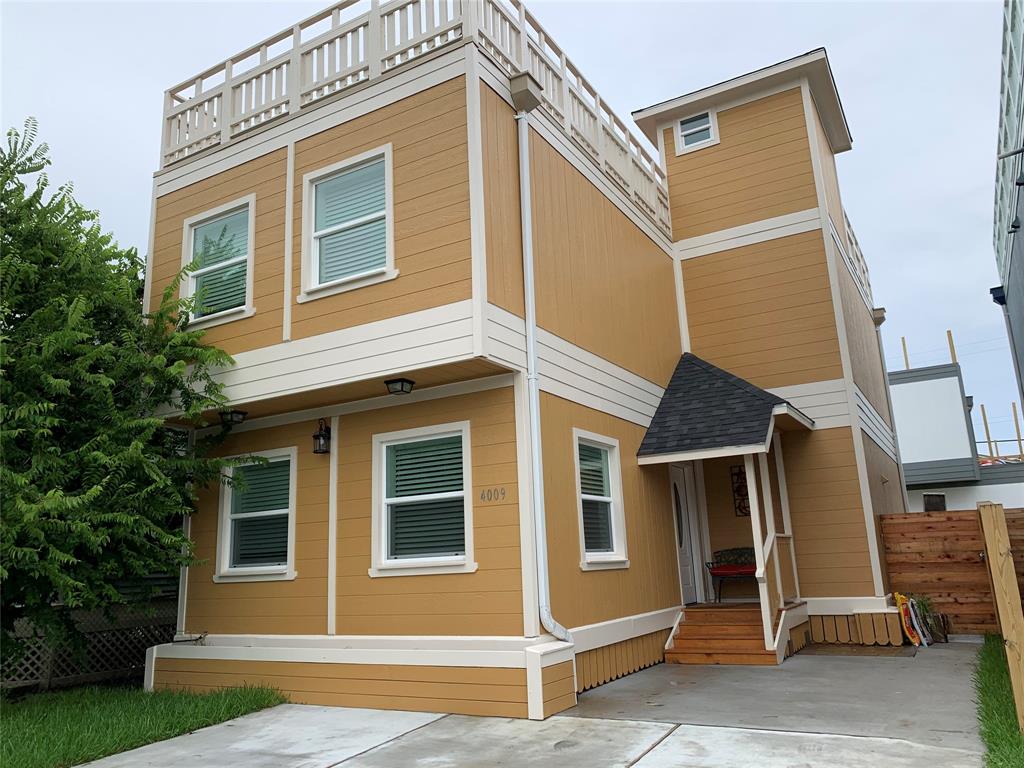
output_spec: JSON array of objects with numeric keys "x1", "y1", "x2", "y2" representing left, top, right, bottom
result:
[
  {"x1": 1, "y1": 683, "x2": 286, "y2": 768},
  {"x1": 975, "y1": 635, "x2": 1024, "y2": 768}
]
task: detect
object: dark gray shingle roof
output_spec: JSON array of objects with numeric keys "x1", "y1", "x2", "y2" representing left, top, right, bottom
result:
[{"x1": 638, "y1": 354, "x2": 791, "y2": 458}]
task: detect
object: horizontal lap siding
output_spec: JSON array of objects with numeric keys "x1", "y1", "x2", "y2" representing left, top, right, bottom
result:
[
  {"x1": 542, "y1": 660, "x2": 577, "y2": 716},
  {"x1": 336, "y1": 387, "x2": 524, "y2": 635},
  {"x1": 574, "y1": 629, "x2": 668, "y2": 693},
  {"x1": 290, "y1": 76, "x2": 472, "y2": 340},
  {"x1": 683, "y1": 230, "x2": 843, "y2": 389},
  {"x1": 838, "y1": 258, "x2": 892, "y2": 427},
  {"x1": 541, "y1": 394, "x2": 680, "y2": 628},
  {"x1": 665, "y1": 88, "x2": 818, "y2": 241},
  {"x1": 150, "y1": 149, "x2": 288, "y2": 355},
  {"x1": 529, "y1": 131, "x2": 680, "y2": 385},
  {"x1": 186, "y1": 421, "x2": 329, "y2": 635},
  {"x1": 782, "y1": 427, "x2": 876, "y2": 597},
  {"x1": 154, "y1": 658, "x2": 528, "y2": 717},
  {"x1": 481, "y1": 83, "x2": 525, "y2": 317}
]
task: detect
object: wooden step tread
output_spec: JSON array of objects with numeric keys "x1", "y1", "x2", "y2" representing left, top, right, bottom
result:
[{"x1": 666, "y1": 650, "x2": 778, "y2": 666}]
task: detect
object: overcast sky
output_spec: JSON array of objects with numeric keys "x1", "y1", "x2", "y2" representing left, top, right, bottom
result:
[{"x1": 1, "y1": 0, "x2": 1016, "y2": 446}]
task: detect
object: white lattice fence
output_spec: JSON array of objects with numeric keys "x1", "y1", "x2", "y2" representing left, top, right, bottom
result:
[{"x1": 3, "y1": 600, "x2": 176, "y2": 690}]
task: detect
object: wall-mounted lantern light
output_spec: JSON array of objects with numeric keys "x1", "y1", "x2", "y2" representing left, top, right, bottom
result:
[
  {"x1": 384, "y1": 378, "x2": 415, "y2": 396},
  {"x1": 312, "y1": 418, "x2": 332, "y2": 455},
  {"x1": 1010, "y1": 216, "x2": 1021, "y2": 234},
  {"x1": 219, "y1": 409, "x2": 248, "y2": 426}
]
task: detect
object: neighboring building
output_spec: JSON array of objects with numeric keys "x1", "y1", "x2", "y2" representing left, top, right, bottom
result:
[
  {"x1": 889, "y1": 363, "x2": 1024, "y2": 511},
  {"x1": 143, "y1": 1, "x2": 906, "y2": 718},
  {"x1": 992, "y1": 0, "x2": 1024, "y2": 402}
]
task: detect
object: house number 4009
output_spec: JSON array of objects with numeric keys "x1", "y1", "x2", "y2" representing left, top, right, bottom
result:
[{"x1": 479, "y1": 487, "x2": 507, "y2": 502}]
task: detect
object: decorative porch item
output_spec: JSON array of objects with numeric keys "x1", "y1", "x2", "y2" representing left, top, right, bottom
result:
[
  {"x1": 705, "y1": 547, "x2": 757, "y2": 602},
  {"x1": 729, "y1": 465, "x2": 750, "y2": 516}
]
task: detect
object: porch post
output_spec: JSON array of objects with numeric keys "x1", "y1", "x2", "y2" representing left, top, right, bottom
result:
[
  {"x1": 758, "y1": 453, "x2": 784, "y2": 608},
  {"x1": 772, "y1": 431, "x2": 801, "y2": 597},
  {"x1": 743, "y1": 455, "x2": 773, "y2": 649}
]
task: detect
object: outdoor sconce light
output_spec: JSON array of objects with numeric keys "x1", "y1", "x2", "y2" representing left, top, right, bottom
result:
[
  {"x1": 219, "y1": 409, "x2": 248, "y2": 426},
  {"x1": 384, "y1": 378, "x2": 415, "y2": 396},
  {"x1": 312, "y1": 418, "x2": 332, "y2": 455},
  {"x1": 1011, "y1": 216, "x2": 1021, "y2": 234},
  {"x1": 1016, "y1": 171, "x2": 1024, "y2": 186}
]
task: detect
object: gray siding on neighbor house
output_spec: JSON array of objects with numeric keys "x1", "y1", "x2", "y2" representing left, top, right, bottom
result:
[
  {"x1": 904, "y1": 457, "x2": 982, "y2": 487},
  {"x1": 1002, "y1": 189, "x2": 1024, "y2": 405}
]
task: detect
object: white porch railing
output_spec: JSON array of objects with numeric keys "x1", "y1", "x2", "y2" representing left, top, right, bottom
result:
[
  {"x1": 160, "y1": 0, "x2": 671, "y2": 236},
  {"x1": 842, "y1": 211, "x2": 873, "y2": 306}
]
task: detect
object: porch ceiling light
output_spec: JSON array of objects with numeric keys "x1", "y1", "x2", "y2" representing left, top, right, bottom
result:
[
  {"x1": 384, "y1": 378, "x2": 415, "y2": 396},
  {"x1": 312, "y1": 418, "x2": 332, "y2": 455},
  {"x1": 219, "y1": 409, "x2": 248, "y2": 426}
]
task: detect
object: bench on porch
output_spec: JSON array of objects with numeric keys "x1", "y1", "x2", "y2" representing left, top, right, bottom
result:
[{"x1": 705, "y1": 547, "x2": 757, "y2": 602}]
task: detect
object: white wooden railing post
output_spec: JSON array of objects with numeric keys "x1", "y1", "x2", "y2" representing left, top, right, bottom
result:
[
  {"x1": 744, "y1": 454, "x2": 774, "y2": 650},
  {"x1": 368, "y1": 0, "x2": 383, "y2": 77},
  {"x1": 558, "y1": 50, "x2": 570, "y2": 129},
  {"x1": 220, "y1": 60, "x2": 234, "y2": 144},
  {"x1": 160, "y1": 91, "x2": 173, "y2": 166},
  {"x1": 289, "y1": 25, "x2": 302, "y2": 113},
  {"x1": 462, "y1": 0, "x2": 480, "y2": 44},
  {"x1": 517, "y1": 0, "x2": 528, "y2": 71}
]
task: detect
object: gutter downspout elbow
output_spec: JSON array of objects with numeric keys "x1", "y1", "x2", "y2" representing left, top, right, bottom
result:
[{"x1": 514, "y1": 102, "x2": 571, "y2": 644}]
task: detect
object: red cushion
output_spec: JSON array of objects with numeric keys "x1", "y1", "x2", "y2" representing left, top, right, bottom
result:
[{"x1": 709, "y1": 564, "x2": 756, "y2": 577}]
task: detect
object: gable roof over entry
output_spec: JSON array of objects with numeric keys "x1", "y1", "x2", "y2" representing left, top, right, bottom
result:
[{"x1": 637, "y1": 354, "x2": 813, "y2": 465}]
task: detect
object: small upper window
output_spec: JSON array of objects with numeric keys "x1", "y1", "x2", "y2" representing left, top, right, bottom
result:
[
  {"x1": 312, "y1": 155, "x2": 387, "y2": 288},
  {"x1": 675, "y1": 111, "x2": 719, "y2": 155},
  {"x1": 189, "y1": 207, "x2": 249, "y2": 318},
  {"x1": 574, "y1": 430, "x2": 628, "y2": 569}
]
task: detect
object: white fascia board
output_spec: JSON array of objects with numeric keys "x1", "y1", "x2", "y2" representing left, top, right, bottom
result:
[
  {"x1": 569, "y1": 606, "x2": 682, "y2": 653},
  {"x1": 637, "y1": 443, "x2": 768, "y2": 465},
  {"x1": 772, "y1": 403, "x2": 815, "y2": 430}
]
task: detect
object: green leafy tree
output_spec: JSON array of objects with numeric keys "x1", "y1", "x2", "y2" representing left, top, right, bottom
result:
[{"x1": 0, "y1": 119, "x2": 235, "y2": 654}]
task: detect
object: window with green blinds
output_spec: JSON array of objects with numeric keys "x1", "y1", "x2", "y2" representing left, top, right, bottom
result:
[
  {"x1": 313, "y1": 157, "x2": 387, "y2": 287},
  {"x1": 190, "y1": 207, "x2": 249, "y2": 317},
  {"x1": 384, "y1": 434, "x2": 465, "y2": 560},
  {"x1": 228, "y1": 458, "x2": 291, "y2": 568},
  {"x1": 578, "y1": 442, "x2": 614, "y2": 553}
]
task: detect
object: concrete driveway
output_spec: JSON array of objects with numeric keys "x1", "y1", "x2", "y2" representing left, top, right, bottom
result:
[{"x1": 85, "y1": 642, "x2": 983, "y2": 768}]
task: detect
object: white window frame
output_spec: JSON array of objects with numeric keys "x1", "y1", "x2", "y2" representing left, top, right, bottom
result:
[
  {"x1": 573, "y1": 428, "x2": 628, "y2": 571},
  {"x1": 214, "y1": 446, "x2": 298, "y2": 583},
  {"x1": 180, "y1": 194, "x2": 256, "y2": 329},
  {"x1": 298, "y1": 144, "x2": 397, "y2": 303},
  {"x1": 674, "y1": 109, "x2": 720, "y2": 155},
  {"x1": 369, "y1": 421, "x2": 476, "y2": 578}
]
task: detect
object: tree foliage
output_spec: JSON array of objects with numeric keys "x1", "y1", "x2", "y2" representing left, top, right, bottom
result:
[{"x1": 0, "y1": 119, "x2": 236, "y2": 651}]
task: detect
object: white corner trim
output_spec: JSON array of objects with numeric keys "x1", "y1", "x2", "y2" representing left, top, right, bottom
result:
[
  {"x1": 803, "y1": 596, "x2": 895, "y2": 615},
  {"x1": 525, "y1": 640, "x2": 576, "y2": 720},
  {"x1": 570, "y1": 606, "x2": 682, "y2": 654},
  {"x1": 368, "y1": 420, "x2": 477, "y2": 578},
  {"x1": 144, "y1": 645, "x2": 157, "y2": 691},
  {"x1": 573, "y1": 428, "x2": 628, "y2": 569},
  {"x1": 465, "y1": 45, "x2": 488, "y2": 357},
  {"x1": 176, "y1": 515, "x2": 191, "y2": 636},
  {"x1": 673, "y1": 108, "x2": 720, "y2": 156},
  {"x1": 673, "y1": 208, "x2": 821, "y2": 260},
  {"x1": 514, "y1": 374, "x2": 542, "y2": 638},
  {"x1": 142, "y1": 178, "x2": 158, "y2": 317},
  {"x1": 673, "y1": 258, "x2": 690, "y2": 353},
  {"x1": 282, "y1": 142, "x2": 295, "y2": 341},
  {"x1": 327, "y1": 414, "x2": 339, "y2": 634}
]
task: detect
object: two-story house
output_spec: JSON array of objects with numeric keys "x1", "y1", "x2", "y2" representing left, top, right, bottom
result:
[{"x1": 144, "y1": 0, "x2": 907, "y2": 720}]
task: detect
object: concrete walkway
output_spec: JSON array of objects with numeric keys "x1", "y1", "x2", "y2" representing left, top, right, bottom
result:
[{"x1": 85, "y1": 643, "x2": 984, "y2": 768}]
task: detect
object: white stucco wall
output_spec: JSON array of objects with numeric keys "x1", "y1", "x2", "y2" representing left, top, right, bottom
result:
[
  {"x1": 890, "y1": 376, "x2": 973, "y2": 463},
  {"x1": 906, "y1": 482, "x2": 1024, "y2": 512}
]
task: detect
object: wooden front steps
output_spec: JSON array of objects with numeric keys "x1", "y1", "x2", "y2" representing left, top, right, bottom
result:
[{"x1": 666, "y1": 603, "x2": 778, "y2": 666}]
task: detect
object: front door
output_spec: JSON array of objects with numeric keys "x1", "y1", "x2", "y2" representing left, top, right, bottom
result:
[{"x1": 670, "y1": 464, "x2": 701, "y2": 604}]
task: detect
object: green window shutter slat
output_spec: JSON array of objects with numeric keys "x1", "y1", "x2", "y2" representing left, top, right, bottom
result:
[
  {"x1": 386, "y1": 436, "x2": 463, "y2": 497},
  {"x1": 193, "y1": 209, "x2": 249, "y2": 269},
  {"x1": 315, "y1": 159, "x2": 385, "y2": 230},
  {"x1": 318, "y1": 217, "x2": 387, "y2": 283},
  {"x1": 578, "y1": 443, "x2": 610, "y2": 496},
  {"x1": 231, "y1": 514, "x2": 288, "y2": 567},
  {"x1": 582, "y1": 499, "x2": 613, "y2": 552},
  {"x1": 388, "y1": 498, "x2": 465, "y2": 558},
  {"x1": 232, "y1": 460, "x2": 290, "y2": 515},
  {"x1": 194, "y1": 262, "x2": 247, "y2": 317}
]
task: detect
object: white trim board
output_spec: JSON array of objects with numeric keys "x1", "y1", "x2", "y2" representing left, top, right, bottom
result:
[
  {"x1": 854, "y1": 385, "x2": 899, "y2": 462},
  {"x1": 767, "y1": 379, "x2": 851, "y2": 430},
  {"x1": 673, "y1": 208, "x2": 821, "y2": 261},
  {"x1": 569, "y1": 606, "x2": 681, "y2": 654}
]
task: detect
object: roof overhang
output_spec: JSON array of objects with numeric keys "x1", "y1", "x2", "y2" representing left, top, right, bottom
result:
[
  {"x1": 632, "y1": 48, "x2": 852, "y2": 153},
  {"x1": 637, "y1": 404, "x2": 813, "y2": 466}
]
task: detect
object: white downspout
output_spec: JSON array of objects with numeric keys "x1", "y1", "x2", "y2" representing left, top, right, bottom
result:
[{"x1": 512, "y1": 73, "x2": 570, "y2": 643}]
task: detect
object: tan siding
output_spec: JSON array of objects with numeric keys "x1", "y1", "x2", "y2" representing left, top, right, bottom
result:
[
  {"x1": 664, "y1": 88, "x2": 818, "y2": 241},
  {"x1": 481, "y1": 83, "x2": 525, "y2": 317},
  {"x1": 154, "y1": 658, "x2": 528, "y2": 717},
  {"x1": 336, "y1": 386, "x2": 523, "y2": 635},
  {"x1": 838, "y1": 259, "x2": 893, "y2": 426},
  {"x1": 541, "y1": 393, "x2": 680, "y2": 628},
  {"x1": 574, "y1": 629, "x2": 668, "y2": 692},
  {"x1": 542, "y1": 660, "x2": 577, "y2": 716},
  {"x1": 811, "y1": 102, "x2": 846, "y2": 244},
  {"x1": 782, "y1": 426, "x2": 876, "y2": 597},
  {"x1": 808, "y1": 614, "x2": 903, "y2": 646},
  {"x1": 150, "y1": 149, "x2": 288, "y2": 356},
  {"x1": 530, "y1": 132, "x2": 681, "y2": 385},
  {"x1": 862, "y1": 433, "x2": 905, "y2": 591},
  {"x1": 682, "y1": 229, "x2": 843, "y2": 389},
  {"x1": 186, "y1": 420, "x2": 329, "y2": 636},
  {"x1": 289, "y1": 76, "x2": 472, "y2": 340}
]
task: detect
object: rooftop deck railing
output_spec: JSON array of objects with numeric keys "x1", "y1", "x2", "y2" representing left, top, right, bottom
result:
[
  {"x1": 842, "y1": 211, "x2": 873, "y2": 306},
  {"x1": 161, "y1": 0, "x2": 671, "y2": 236}
]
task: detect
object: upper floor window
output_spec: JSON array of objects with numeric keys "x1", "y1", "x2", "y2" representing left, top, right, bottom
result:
[
  {"x1": 217, "y1": 447, "x2": 297, "y2": 582},
  {"x1": 369, "y1": 421, "x2": 476, "y2": 577},
  {"x1": 181, "y1": 195, "x2": 255, "y2": 326},
  {"x1": 675, "y1": 111, "x2": 719, "y2": 155},
  {"x1": 574, "y1": 429, "x2": 628, "y2": 570},
  {"x1": 300, "y1": 145, "x2": 396, "y2": 302}
]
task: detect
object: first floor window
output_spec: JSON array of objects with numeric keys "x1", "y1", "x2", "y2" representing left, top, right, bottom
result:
[
  {"x1": 187, "y1": 201, "x2": 251, "y2": 318},
  {"x1": 226, "y1": 454, "x2": 293, "y2": 570},
  {"x1": 384, "y1": 433, "x2": 466, "y2": 560},
  {"x1": 575, "y1": 429, "x2": 627, "y2": 568}
]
